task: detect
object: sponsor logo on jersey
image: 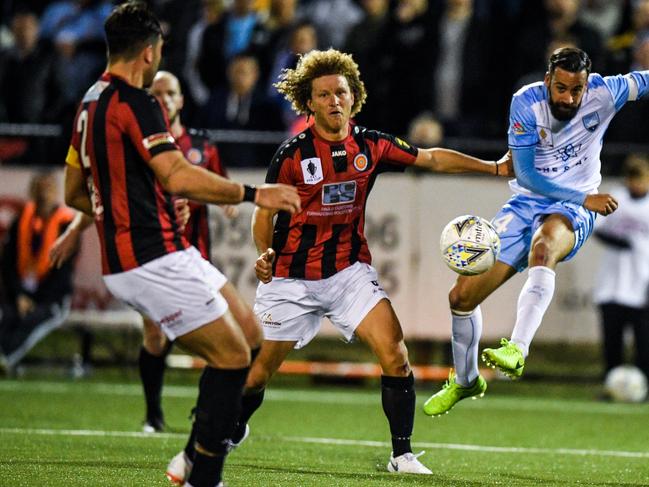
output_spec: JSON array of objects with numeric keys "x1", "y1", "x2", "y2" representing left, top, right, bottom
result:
[
  {"x1": 556, "y1": 143, "x2": 582, "y2": 162},
  {"x1": 582, "y1": 111, "x2": 600, "y2": 132},
  {"x1": 353, "y1": 153, "x2": 369, "y2": 171},
  {"x1": 300, "y1": 157, "x2": 324, "y2": 184},
  {"x1": 260, "y1": 313, "x2": 281, "y2": 328},
  {"x1": 142, "y1": 132, "x2": 174, "y2": 150},
  {"x1": 187, "y1": 147, "x2": 203, "y2": 165},
  {"x1": 395, "y1": 137, "x2": 411, "y2": 149},
  {"x1": 322, "y1": 181, "x2": 357, "y2": 205},
  {"x1": 512, "y1": 121, "x2": 526, "y2": 135},
  {"x1": 157, "y1": 309, "x2": 183, "y2": 327},
  {"x1": 537, "y1": 126, "x2": 553, "y2": 147},
  {"x1": 331, "y1": 149, "x2": 347, "y2": 157}
]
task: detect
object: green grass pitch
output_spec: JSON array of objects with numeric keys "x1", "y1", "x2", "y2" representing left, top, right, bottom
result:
[{"x1": 1, "y1": 378, "x2": 648, "y2": 486}]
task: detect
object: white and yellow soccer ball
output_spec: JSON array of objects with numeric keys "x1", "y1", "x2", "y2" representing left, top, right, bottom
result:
[
  {"x1": 440, "y1": 215, "x2": 500, "y2": 276},
  {"x1": 604, "y1": 365, "x2": 648, "y2": 403}
]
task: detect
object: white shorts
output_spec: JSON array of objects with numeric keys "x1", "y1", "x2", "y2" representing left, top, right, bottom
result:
[
  {"x1": 104, "y1": 247, "x2": 228, "y2": 340},
  {"x1": 254, "y1": 262, "x2": 389, "y2": 349}
]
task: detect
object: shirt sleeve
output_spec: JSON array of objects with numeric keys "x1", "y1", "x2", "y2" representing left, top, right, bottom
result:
[
  {"x1": 375, "y1": 132, "x2": 419, "y2": 167},
  {"x1": 603, "y1": 73, "x2": 632, "y2": 111},
  {"x1": 265, "y1": 144, "x2": 294, "y2": 184},
  {"x1": 512, "y1": 146, "x2": 586, "y2": 204},
  {"x1": 123, "y1": 92, "x2": 178, "y2": 163},
  {"x1": 507, "y1": 93, "x2": 539, "y2": 149}
]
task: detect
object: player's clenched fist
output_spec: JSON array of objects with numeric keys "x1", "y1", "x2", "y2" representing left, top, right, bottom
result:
[
  {"x1": 255, "y1": 184, "x2": 301, "y2": 214},
  {"x1": 255, "y1": 248, "x2": 276, "y2": 283},
  {"x1": 583, "y1": 193, "x2": 619, "y2": 216}
]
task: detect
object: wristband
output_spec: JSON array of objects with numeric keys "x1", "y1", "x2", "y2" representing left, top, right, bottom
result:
[{"x1": 243, "y1": 184, "x2": 257, "y2": 203}]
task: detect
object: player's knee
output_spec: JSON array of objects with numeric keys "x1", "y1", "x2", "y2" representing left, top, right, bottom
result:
[
  {"x1": 204, "y1": 343, "x2": 250, "y2": 369},
  {"x1": 241, "y1": 312, "x2": 263, "y2": 348},
  {"x1": 449, "y1": 283, "x2": 478, "y2": 312},
  {"x1": 529, "y1": 239, "x2": 553, "y2": 267},
  {"x1": 143, "y1": 331, "x2": 167, "y2": 356}
]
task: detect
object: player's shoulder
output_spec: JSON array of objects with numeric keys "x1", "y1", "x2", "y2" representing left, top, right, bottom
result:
[
  {"x1": 587, "y1": 72, "x2": 606, "y2": 89},
  {"x1": 512, "y1": 81, "x2": 546, "y2": 106},
  {"x1": 272, "y1": 130, "x2": 309, "y2": 162},
  {"x1": 113, "y1": 78, "x2": 160, "y2": 111}
]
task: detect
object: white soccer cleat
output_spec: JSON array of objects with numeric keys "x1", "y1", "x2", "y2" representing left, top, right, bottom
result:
[
  {"x1": 387, "y1": 451, "x2": 432, "y2": 474},
  {"x1": 165, "y1": 451, "x2": 192, "y2": 485},
  {"x1": 228, "y1": 423, "x2": 250, "y2": 451}
]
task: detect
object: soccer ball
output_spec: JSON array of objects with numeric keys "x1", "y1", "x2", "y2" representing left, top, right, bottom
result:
[
  {"x1": 440, "y1": 215, "x2": 500, "y2": 276},
  {"x1": 604, "y1": 365, "x2": 648, "y2": 403}
]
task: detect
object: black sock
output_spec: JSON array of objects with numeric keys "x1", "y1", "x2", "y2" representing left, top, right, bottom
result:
[
  {"x1": 232, "y1": 347, "x2": 264, "y2": 442},
  {"x1": 188, "y1": 451, "x2": 225, "y2": 487},
  {"x1": 188, "y1": 366, "x2": 248, "y2": 486},
  {"x1": 381, "y1": 373, "x2": 415, "y2": 457},
  {"x1": 138, "y1": 345, "x2": 169, "y2": 423}
]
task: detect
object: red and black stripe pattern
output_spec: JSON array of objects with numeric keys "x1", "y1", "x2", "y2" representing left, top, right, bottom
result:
[
  {"x1": 266, "y1": 124, "x2": 418, "y2": 280},
  {"x1": 176, "y1": 128, "x2": 226, "y2": 261},
  {"x1": 70, "y1": 73, "x2": 188, "y2": 274}
]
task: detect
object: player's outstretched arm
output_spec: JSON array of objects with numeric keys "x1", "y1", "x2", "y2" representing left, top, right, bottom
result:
[
  {"x1": 149, "y1": 150, "x2": 301, "y2": 213},
  {"x1": 252, "y1": 207, "x2": 277, "y2": 283},
  {"x1": 414, "y1": 148, "x2": 513, "y2": 176}
]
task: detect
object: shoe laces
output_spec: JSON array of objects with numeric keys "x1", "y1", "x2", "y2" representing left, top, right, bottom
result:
[
  {"x1": 401, "y1": 451, "x2": 426, "y2": 462},
  {"x1": 441, "y1": 370, "x2": 456, "y2": 390}
]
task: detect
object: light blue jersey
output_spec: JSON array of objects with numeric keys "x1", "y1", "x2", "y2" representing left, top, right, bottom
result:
[{"x1": 495, "y1": 70, "x2": 649, "y2": 271}]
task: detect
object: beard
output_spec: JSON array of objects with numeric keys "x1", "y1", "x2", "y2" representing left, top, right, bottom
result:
[{"x1": 548, "y1": 96, "x2": 580, "y2": 121}]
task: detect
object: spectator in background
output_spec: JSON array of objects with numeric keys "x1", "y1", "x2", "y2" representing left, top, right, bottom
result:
[
  {"x1": 39, "y1": 0, "x2": 112, "y2": 107},
  {"x1": 515, "y1": 0, "x2": 604, "y2": 80},
  {"x1": 202, "y1": 53, "x2": 284, "y2": 167},
  {"x1": 407, "y1": 112, "x2": 444, "y2": 148},
  {"x1": 431, "y1": 0, "x2": 494, "y2": 136},
  {"x1": 249, "y1": 0, "x2": 299, "y2": 89},
  {"x1": 593, "y1": 154, "x2": 649, "y2": 384},
  {"x1": 579, "y1": 0, "x2": 624, "y2": 40},
  {"x1": 0, "y1": 171, "x2": 74, "y2": 375},
  {"x1": 183, "y1": 0, "x2": 224, "y2": 110},
  {"x1": 298, "y1": 0, "x2": 363, "y2": 49},
  {"x1": 606, "y1": 0, "x2": 649, "y2": 74},
  {"x1": 377, "y1": 0, "x2": 436, "y2": 135},
  {"x1": 0, "y1": 10, "x2": 64, "y2": 123},
  {"x1": 266, "y1": 20, "x2": 318, "y2": 126},
  {"x1": 606, "y1": 31, "x2": 649, "y2": 149},
  {"x1": 198, "y1": 0, "x2": 261, "y2": 92},
  {"x1": 344, "y1": 0, "x2": 390, "y2": 129}
]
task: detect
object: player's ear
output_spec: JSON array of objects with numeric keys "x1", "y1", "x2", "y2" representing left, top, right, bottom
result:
[
  {"x1": 143, "y1": 44, "x2": 154, "y2": 65},
  {"x1": 306, "y1": 98, "x2": 313, "y2": 113},
  {"x1": 544, "y1": 71, "x2": 550, "y2": 88}
]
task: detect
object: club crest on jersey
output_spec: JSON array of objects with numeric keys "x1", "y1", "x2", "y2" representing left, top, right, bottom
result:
[
  {"x1": 536, "y1": 125, "x2": 553, "y2": 147},
  {"x1": 187, "y1": 148, "x2": 203, "y2": 165},
  {"x1": 301, "y1": 157, "x2": 324, "y2": 184},
  {"x1": 582, "y1": 111, "x2": 600, "y2": 132},
  {"x1": 353, "y1": 153, "x2": 369, "y2": 172}
]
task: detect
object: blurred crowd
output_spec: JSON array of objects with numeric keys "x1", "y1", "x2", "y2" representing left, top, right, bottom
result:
[{"x1": 1, "y1": 0, "x2": 649, "y2": 168}]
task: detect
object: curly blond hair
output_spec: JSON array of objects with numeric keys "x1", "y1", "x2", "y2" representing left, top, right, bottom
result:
[{"x1": 273, "y1": 49, "x2": 367, "y2": 117}]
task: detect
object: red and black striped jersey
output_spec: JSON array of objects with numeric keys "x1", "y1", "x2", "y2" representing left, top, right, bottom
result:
[
  {"x1": 176, "y1": 127, "x2": 227, "y2": 261},
  {"x1": 266, "y1": 124, "x2": 418, "y2": 279},
  {"x1": 66, "y1": 72, "x2": 188, "y2": 275}
]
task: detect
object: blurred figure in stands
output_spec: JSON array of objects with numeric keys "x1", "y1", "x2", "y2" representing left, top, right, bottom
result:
[
  {"x1": 201, "y1": 53, "x2": 284, "y2": 167},
  {"x1": 593, "y1": 154, "x2": 649, "y2": 384},
  {"x1": 0, "y1": 171, "x2": 74, "y2": 375}
]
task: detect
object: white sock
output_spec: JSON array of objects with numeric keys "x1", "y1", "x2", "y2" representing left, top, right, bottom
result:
[
  {"x1": 511, "y1": 266, "x2": 556, "y2": 357},
  {"x1": 450, "y1": 306, "x2": 482, "y2": 387}
]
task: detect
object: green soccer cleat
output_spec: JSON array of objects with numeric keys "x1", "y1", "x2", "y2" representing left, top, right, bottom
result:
[
  {"x1": 422, "y1": 372, "x2": 487, "y2": 417},
  {"x1": 482, "y1": 338, "x2": 525, "y2": 379}
]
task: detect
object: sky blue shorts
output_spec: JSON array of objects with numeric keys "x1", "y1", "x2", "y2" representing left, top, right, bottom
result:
[{"x1": 490, "y1": 194, "x2": 597, "y2": 273}]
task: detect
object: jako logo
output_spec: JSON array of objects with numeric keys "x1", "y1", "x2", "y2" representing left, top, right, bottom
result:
[{"x1": 332, "y1": 150, "x2": 347, "y2": 157}]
